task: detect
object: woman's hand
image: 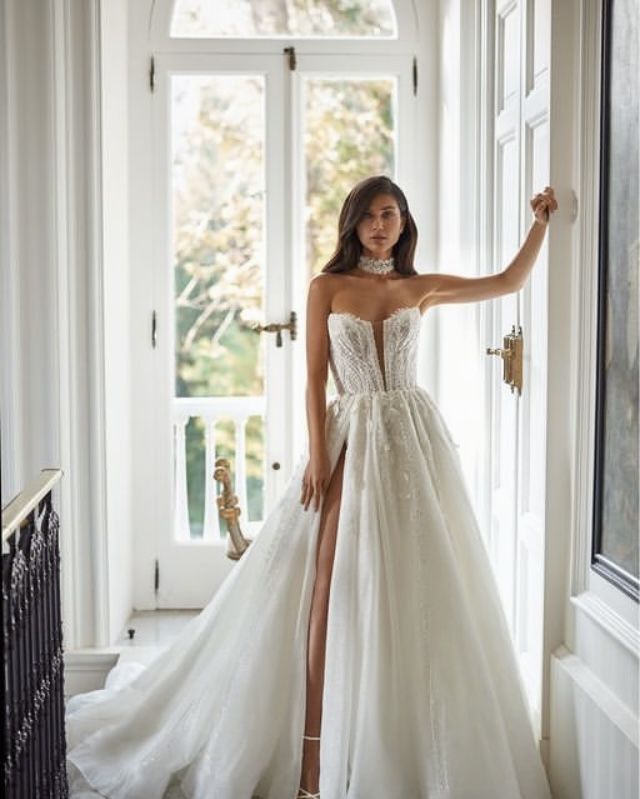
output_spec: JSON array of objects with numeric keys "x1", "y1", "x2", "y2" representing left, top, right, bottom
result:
[
  {"x1": 300, "y1": 449, "x2": 332, "y2": 512},
  {"x1": 530, "y1": 186, "x2": 558, "y2": 226}
]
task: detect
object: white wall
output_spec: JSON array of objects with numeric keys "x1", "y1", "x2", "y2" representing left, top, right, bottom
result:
[
  {"x1": 1, "y1": 0, "x2": 59, "y2": 506},
  {"x1": 0, "y1": 0, "x2": 134, "y2": 653},
  {"x1": 0, "y1": 0, "x2": 99, "y2": 650},
  {"x1": 547, "y1": 2, "x2": 639, "y2": 796}
]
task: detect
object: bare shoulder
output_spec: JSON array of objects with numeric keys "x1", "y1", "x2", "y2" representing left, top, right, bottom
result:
[
  {"x1": 307, "y1": 272, "x2": 345, "y2": 311},
  {"x1": 308, "y1": 272, "x2": 341, "y2": 287},
  {"x1": 306, "y1": 272, "x2": 343, "y2": 316}
]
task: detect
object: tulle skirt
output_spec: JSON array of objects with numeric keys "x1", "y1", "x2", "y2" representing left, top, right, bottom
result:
[{"x1": 66, "y1": 386, "x2": 552, "y2": 799}]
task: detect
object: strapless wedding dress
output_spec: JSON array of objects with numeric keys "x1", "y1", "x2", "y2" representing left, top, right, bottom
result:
[{"x1": 65, "y1": 305, "x2": 553, "y2": 799}]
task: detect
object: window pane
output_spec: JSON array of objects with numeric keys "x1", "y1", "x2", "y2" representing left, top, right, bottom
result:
[
  {"x1": 171, "y1": 0, "x2": 396, "y2": 38},
  {"x1": 171, "y1": 74, "x2": 266, "y2": 538},
  {"x1": 304, "y1": 77, "x2": 395, "y2": 276},
  {"x1": 172, "y1": 74, "x2": 265, "y2": 400},
  {"x1": 594, "y1": 0, "x2": 639, "y2": 583}
]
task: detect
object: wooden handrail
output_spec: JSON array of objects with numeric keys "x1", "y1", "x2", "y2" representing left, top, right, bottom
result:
[{"x1": 2, "y1": 468, "x2": 63, "y2": 545}]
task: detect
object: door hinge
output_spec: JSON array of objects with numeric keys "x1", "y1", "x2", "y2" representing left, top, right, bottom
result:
[
  {"x1": 149, "y1": 56, "x2": 155, "y2": 92},
  {"x1": 151, "y1": 310, "x2": 157, "y2": 348},
  {"x1": 412, "y1": 56, "x2": 417, "y2": 95},
  {"x1": 283, "y1": 46, "x2": 296, "y2": 71},
  {"x1": 154, "y1": 558, "x2": 159, "y2": 593}
]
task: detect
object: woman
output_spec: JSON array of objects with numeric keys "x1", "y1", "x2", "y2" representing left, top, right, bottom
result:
[
  {"x1": 295, "y1": 175, "x2": 556, "y2": 799},
  {"x1": 66, "y1": 175, "x2": 557, "y2": 799}
]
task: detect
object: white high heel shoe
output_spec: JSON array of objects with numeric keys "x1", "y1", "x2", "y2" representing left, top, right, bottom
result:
[{"x1": 296, "y1": 735, "x2": 320, "y2": 799}]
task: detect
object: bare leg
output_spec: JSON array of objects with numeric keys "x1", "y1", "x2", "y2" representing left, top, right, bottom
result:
[{"x1": 298, "y1": 441, "x2": 347, "y2": 795}]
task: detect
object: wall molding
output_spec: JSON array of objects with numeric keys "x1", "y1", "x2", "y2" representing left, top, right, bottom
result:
[
  {"x1": 64, "y1": 649, "x2": 120, "y2": 698},
  {"x1": 83, "y1": 0, "x2": 111, "y2": 649},
  {"x1": 0, "y1": 0, "x2": 23, "y2": 504},
  {"x1": 553, "y1": 645, "x2": 638, "y2": 746},
  {"x1": 51, "y1": 0, "x2": 79, "y2": 651},
  {"x1": 49, "y1": 0, "x2": 111, "y2": 649},
  {"x1": 550, "y1": 644, "x2": 639, "y2": 798},
  {"x1": 569, "y1": 0, "x2": 602, "y2": 602},
  {"x1": 571, "y1": 590, "x2": 640, "y2": 658}
]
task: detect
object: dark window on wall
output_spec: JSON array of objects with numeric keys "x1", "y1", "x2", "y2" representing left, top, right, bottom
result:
[{"x1": 592, "y1": 0, "x2": 639, "y2": 601}]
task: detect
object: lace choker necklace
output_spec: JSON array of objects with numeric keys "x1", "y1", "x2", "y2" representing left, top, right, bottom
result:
[{"x1": 357, "y1": 253, "x2": 395, "y2": 274}]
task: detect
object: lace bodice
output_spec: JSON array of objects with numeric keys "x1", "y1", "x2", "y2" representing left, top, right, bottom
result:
[{"x1": 327, "y1": 305, "x2": 422, "y2": 395}]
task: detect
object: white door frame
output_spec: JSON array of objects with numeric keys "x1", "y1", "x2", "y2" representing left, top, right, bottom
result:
[
  {"x1": 134, "y1": 49, "x2": 418, "y2": 608},
  {"x1": 478, "y1": 0, "x2": 579, "y2": 756},
  {"x1": 145, "y1": 52, "x2": 292, "y2": 608},
  {"x1": 128, "y1": 0, "x2": 424, "y2": 611}
]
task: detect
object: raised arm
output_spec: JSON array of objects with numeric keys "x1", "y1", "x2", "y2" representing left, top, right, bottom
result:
[{"x1": 423, "y1": 187, "x2": 558, "y2": 307}]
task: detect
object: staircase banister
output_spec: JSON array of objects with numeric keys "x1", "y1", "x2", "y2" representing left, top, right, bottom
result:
[{"x1": 2, "y1": 467, "x2": 64, "y2": 545}]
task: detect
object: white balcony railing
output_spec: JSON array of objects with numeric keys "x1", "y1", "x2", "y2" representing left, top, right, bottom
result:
[{"x1": 172, "y1": 396, "x2": 266, "y2": 541}]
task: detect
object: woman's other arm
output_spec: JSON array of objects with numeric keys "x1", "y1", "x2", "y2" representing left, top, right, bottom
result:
[
  {"x1": 304, "y1": 275, "x2": 331, "y2": 454},
  {"x1": 300, "y1": 275, "x2": 333, "y2": 512},
  {"x1": 420, "y1": 187, "x2": 558, "y2": 307}
]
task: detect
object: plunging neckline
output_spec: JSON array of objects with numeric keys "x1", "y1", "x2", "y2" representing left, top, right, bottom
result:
[
  {"x1": 327, "y1": 305, "x2": 422, "y2": 390},
  {"x1": 327, "y1": 305, "x2": 421, "y2": 326}
]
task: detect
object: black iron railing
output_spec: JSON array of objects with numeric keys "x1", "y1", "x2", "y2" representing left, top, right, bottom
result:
[{"x1": 2, "y1": 469, "x2": 68, "y2": 798}]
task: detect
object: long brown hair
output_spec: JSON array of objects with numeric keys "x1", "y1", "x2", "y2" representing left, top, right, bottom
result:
[{"x1": 321, "y1": 175, "x2": 418, "y2": 276}]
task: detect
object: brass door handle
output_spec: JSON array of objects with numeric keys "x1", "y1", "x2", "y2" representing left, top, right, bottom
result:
[
  {"x1": 240, "y1": 311, "x2": 297, "y2": 347},
  {"x1": 486, "y1": 325, "x2": 523, "y2": 395}
]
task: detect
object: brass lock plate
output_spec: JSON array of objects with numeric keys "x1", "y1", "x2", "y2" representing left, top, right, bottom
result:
[{"x1": 486, "y1": 325, "x2": 523, "y2": 395}]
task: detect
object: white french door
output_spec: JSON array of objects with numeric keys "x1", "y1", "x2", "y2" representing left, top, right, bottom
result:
[
  {"x1": 487, "y1": 0, "x2": 551, "y2": 737},
  {"x1": 135, "y1": 50, "x2": 416, "y2": 609},
  {"x1": 148, "y1": 54, "x2": 292, "y2": 608}
]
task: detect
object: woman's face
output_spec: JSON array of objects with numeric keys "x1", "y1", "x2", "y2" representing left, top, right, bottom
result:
[{"x1": 355, "y1": 193, "x2": 405, "y2": 260}]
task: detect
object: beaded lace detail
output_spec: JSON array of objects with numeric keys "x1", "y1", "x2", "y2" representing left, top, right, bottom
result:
[
  {"x1": 327, "y1": 305, "x2": 421, "y2": 394},
  {"x1": 357, "y1": 253, "x2": 395, "y2": 274}
]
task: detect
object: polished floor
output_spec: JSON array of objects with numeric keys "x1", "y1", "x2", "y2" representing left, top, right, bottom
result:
[{"x1": 114, "y1": 609, "x2": 199, "y2": 666}]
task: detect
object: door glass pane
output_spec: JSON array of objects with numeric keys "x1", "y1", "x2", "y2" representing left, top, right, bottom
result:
[
  {"x1": 302, "y1": 77, "x2": 396, "y2": 394},
  {"x1": 171, "y1": 0, "x2": 396, "y2": 38},
  {"x1": 171, "y1": 74, "x2": 266, "y2": 539},
  {"x1": 303, "y1": 77, "x2": 396, "y2": 275}
]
